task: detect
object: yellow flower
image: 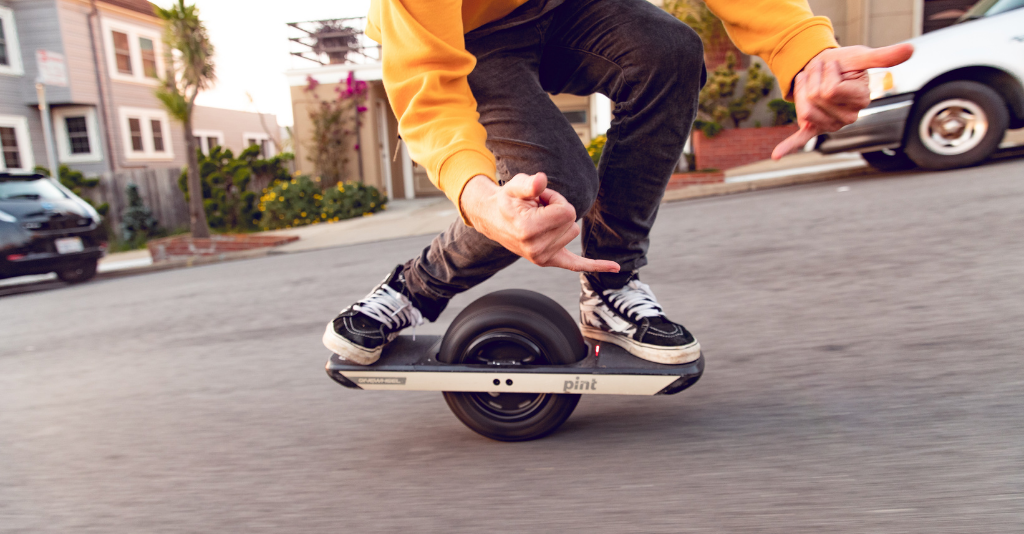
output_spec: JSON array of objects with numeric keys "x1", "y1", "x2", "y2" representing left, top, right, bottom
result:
[
  {"x1": 300, "y1": 211, "x2": 306, "y2": 217},
  {"x1": 321, "y1": 213, "x2": 327, "y2": 218}
]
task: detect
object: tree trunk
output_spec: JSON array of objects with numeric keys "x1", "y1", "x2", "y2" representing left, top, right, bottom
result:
[{"x1": 184, "y1": 109, "x2": 211, "y2": 238}]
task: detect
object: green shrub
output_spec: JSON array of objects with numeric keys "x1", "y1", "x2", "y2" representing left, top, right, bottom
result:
[
  {"x1": 768, "y1": 98, "x2": 797, "y2": 126},
  {"x1": 695, "y1": 53, "x2": 775, "y2": 137},
  {"x1": 258, "y1": 176, "x2": 387, "y2": 230},
  {"x1": 179, "y1": 145, "x2": 294, "y2": 232},
  {"x1": 586, "y1": 134, "x2": 607, "y2": 167},
  {"x1": 121, "y1": 183, "x2": 160, "y2": 246}
]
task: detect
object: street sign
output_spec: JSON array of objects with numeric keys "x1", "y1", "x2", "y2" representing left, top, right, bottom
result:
[{"x1": 36, "y1": 50, "x2": 68, "y2": 87}]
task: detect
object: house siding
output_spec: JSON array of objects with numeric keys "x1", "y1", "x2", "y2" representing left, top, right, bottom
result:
[
  {"x1": 11, "y1": 0, "x2": 70, "y2": 105},
  {"x1": 57, "y1": 0, "x2": 101, "y2": 105},
  {"x1": 190, "y1": 105, "x2": 280, "y2": 157},
  {"x1": 98, "y1": 9, "x2": 185, "y2": 170},
  {"x1": 1, "y1": 1, "x2": 47, "y2": 170}
]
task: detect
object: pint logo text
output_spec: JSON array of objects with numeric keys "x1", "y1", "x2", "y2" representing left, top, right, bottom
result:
[
  {"x1": 354, "y1": 376, "x2": 407, "y2": 385},
  {"x1": 564, "y1": 376, "x2": 597, "y2": 392}
]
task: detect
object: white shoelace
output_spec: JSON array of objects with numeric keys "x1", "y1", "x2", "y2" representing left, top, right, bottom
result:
[
  {"x1": 352, "y1": 284, "x2": 424, "y2": 335},
  {"x1": 603, "y1": 279, "x2": 664, "y2": 321}
]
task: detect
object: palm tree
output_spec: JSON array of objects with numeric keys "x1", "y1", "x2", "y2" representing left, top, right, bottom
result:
[{"x1": 155, "y1": 0, "x2": 214, "y2": 238}]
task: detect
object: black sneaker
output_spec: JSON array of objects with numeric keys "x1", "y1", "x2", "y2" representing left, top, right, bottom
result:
[
  {"x1": 322, "y1": 265, "x2": 425, "y2": 365},
  {"x1": 579, "y1": 273, "x2": 701, "y2": 364}
]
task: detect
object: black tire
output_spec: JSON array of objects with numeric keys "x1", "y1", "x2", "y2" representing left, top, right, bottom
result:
[
  {"x1": 439, "y1": 289, "x2": 587, "y2": 442},
  {"x1": 57, "y1": 260, "x2": 98, "y2": 284},
  {"x1": 861, "y1": 149, "x2": 916, "y2": 171},
  {"x1": 905, "y1": 81, "x2": 1009, "y2": 170}
]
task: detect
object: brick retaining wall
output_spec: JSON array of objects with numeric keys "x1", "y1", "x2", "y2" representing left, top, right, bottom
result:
[
  {"x1": 693, "y1": 125, "x2": 799, "y2": 171},
  {"x1": 148, "y1": 234, "x2": 299, "y2": 262}
]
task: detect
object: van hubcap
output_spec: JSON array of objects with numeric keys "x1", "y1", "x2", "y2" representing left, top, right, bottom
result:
[{"x1": 919, "y1": 98, "x2": 988, "y2": 156}]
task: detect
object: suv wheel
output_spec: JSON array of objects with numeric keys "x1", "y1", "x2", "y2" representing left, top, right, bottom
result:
[
  {"x1": 905, "y1": 81, "x2": 1009, "y2": 170},
  {"x1": 57, "y1": 260, "x2": 98, "y2": 284}
]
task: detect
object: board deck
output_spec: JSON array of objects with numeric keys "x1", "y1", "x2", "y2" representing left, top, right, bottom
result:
[{"x1": 326, "y1": 336, "x2": 704, "y2": 396}]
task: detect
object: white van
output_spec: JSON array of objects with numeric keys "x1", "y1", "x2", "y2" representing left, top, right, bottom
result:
[{"x1": 818, "y1": 0, "x2": 1024, "y2": 171}]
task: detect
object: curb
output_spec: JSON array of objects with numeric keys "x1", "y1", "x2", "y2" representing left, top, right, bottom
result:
[
  {"x1": 94, "y1": 248, "x2": 271, "y2": 281},
  {"x1": 662, "y1": 164, "x2": 872, "y2": 203}
]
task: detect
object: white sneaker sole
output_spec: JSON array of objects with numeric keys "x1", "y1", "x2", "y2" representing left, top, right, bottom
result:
[
  {"x1": 322, "y1": 323, "x2": 382, "y2": 366},
  {"x1": 580, "y1": 325, "x2": 702, "y2": 365}
]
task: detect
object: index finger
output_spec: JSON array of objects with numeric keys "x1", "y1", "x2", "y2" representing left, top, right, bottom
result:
[{"x1": 841, "y1": 43, "x2": 914, "y2": 73}]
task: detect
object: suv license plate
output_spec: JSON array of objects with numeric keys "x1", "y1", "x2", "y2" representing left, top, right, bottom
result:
[{"x1": 55, "y1": 237, "x2": 84, "y2": 254}]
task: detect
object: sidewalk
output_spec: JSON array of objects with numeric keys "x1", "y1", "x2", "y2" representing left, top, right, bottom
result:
[{"x1": 96, "y1": 150, "x2": 872, "y2": 276}]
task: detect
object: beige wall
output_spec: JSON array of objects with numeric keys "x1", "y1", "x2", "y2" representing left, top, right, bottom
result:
[{"x1": 191, "y1": 105, "x2": 279, "y2": 156}]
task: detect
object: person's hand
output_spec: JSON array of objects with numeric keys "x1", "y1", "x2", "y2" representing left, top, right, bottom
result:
[
  {"x1": 771, "y1": 44, "x2": 915, "y2": 159},
  {"x1": 459, "y1": 173, "x2": 620, "y2": 273}
]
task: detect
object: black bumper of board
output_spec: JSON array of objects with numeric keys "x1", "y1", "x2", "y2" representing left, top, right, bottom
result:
[{"x1": 326, "y1": 335, "x2": 704, "y2": 396}]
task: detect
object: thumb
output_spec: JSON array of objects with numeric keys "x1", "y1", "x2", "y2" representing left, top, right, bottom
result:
[
  {"x1": 772, "y1": 125, "x2": 817, "y2": 160},
  {"x1": 840, "y1": 43, "x2": 914, "y2": 72},
  {"x1": 503, "y1": 172, "x2": 547, "y2": 200}
]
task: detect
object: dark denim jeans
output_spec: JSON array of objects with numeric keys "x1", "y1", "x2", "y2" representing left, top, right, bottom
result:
[{"x1": 402, "y1": 0, "x2": 706, "y2": 321}]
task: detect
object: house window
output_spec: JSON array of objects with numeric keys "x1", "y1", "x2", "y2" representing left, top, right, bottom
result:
[
  {"x1": 139, "y1": 37, "x2": 157, "y2": 78},
  {"x1": 0, "y1": 6, "x2": 24, "y2": 76},
  {"x1": 1, "y1": 127, "x2": 21, "y2": 169},
  {"x1": 112, "y1": 31, "x2": 132, "y2": 74},
  {"x1": 0, "y1": 16, "x2": 8, "y2": 67},
  {"x1": 0, "y1": 115, "x2": 33, "y2": 171},
  {"x1": 52, "y1": 107, "x2": 103, "y2": 163},
  {"x1": 244, "y1": 133, "x2": 273, "y2": 158},
  {"x1": 119, "y1": 107, "x2": 173, "y2": 160},
  {"x1": 561, "y1": 110, "x2": 587, "y2": 124},
  {"x1": 151, "y1": 119, "x2": 165, "y2": 152},
  {"x1": 66, "y1": 117, "x2": 90, "y2": 154},
  {"x1": 103, "y1": 20, "x2": 162, "y2": 84},
  {"x1": 192, "y1": 130, "x2": 224, "y2": 155},
  {"x1": 128, "y1": 118, "x2": 144, "y2": 151}
]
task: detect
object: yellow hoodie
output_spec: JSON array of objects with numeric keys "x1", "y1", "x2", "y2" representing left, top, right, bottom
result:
[{"x1": 364, "y1": 0, "x2": 837, "y2": 219}]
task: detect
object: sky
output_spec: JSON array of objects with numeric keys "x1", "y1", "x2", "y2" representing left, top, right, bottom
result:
[{"x1": 151, "y1": 0, "x2": 373, "y2": 127}]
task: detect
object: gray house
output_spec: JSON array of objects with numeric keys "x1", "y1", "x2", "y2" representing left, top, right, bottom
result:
[{"x1": 0, "y1": 0, "x2": 278, "y2": 178}]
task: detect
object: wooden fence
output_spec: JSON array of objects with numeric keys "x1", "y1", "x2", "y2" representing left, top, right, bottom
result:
[{"x1": 91, "y1": 168, "x2": 191, "y2": 237}]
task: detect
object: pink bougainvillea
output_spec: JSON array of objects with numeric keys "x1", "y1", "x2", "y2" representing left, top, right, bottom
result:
[{"x1": 304, "y1": 72, "x2": 369, "y2": 188}]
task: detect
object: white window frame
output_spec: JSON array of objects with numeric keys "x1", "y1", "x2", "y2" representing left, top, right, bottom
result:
[
  {"x1": 243, "y1": 132, "x2": 274, "y2": 158},
  {"x1": 0, "y1": 115, "x2": 35, "y2": 172},
  {"x1": 101, "y1": 18, "x2": 163, "y2": 85},
  {"x1": 192, "y1": 129, "x2": 225, "y2": 154},
  {"x1": 0, "y1": 6, "x2": 25, "y2": 76},
  {"x1": 118, "y1": 107, "x2": 174, "y2": 161},
  {"x1": 52, "y1": 106, "x2": 103, "y2": 163}
]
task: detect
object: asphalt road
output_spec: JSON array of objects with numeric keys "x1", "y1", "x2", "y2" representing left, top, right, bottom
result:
[{"x1": 2, "y1": 158, "x2": 1023, "y2": 533}]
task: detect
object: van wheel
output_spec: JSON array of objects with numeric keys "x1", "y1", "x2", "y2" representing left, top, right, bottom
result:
[{"x1": 905, "y1": 81, "x2": 1008, "y2": 170}]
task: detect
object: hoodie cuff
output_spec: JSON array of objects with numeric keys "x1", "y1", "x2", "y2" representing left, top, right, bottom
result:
[
  {"x1": 438, "y1": 148, "x2": 497, "y2": 226},
  {"x1": 771, "y1": 21, "x2": 839, "y2": 100}
]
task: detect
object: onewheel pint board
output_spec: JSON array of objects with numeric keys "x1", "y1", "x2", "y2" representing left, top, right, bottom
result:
[{"x1": 326, "y1": 289, "x2": 703, "y2": 441}]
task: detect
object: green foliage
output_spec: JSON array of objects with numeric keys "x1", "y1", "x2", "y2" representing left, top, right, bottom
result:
[
  {"x1": 258, "y1": 176, "x2": 387, "y2": 230},
  {"x1": 178, "y1": 144, "x2": 292, "y2": 231},
  {"x1": 586, "y1": 135, "x2": 606, "y2": 167},
  {"x1": 34, "y1": 164, "x2": 109, "y2": 216},
  {"x1": 768, "y1": 98, "x2": 797, "y2": 126},
  {"x1": 662, "y1": 0, "x2": 727, "y2": 48},
  {"x1": 120, "y1": 183, "x2": 160, "y2": 246},
  {"x1": 695, "y1": 54, "x2": 775, "y2": 137},
  {"x1": 155, "y1": 87, "x2": 188, "y2": 123},
  {"x1": 155, "y1": 1, "x2": 216, "y2": 97},
  {"x1": 305, "y1": 72, "x2": 368, "y2": 188}
]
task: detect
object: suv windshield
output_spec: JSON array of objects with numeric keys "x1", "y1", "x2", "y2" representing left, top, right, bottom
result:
[
  {"x1": 0, "y1": 178, "x2": 69, "y2": 201},
  {"x1": 958, "y1": 0, "x2": 1024, "y2": 22}
]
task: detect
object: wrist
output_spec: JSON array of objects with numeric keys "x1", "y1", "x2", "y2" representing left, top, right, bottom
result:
[{"x1": 459, "y1": 174, "x2": 498, "y2": 227}]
